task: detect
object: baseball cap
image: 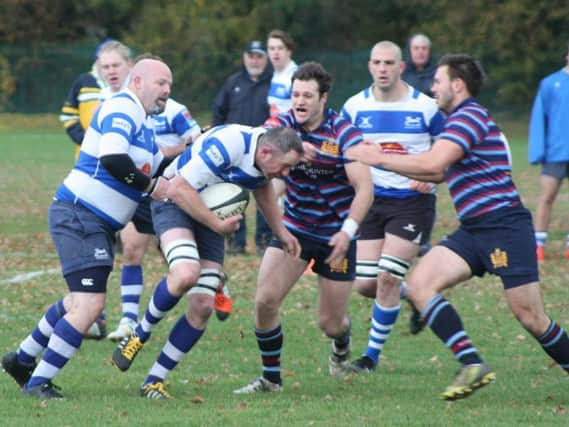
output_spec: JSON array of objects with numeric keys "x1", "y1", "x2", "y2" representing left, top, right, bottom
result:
[{"x1": 244, "y1": 40, "x2": 266, "y2": 56}]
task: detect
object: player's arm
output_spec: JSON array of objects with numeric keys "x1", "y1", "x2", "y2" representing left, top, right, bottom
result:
[
  {"x1": 253, "y1": 183, "x2": 301, "y2": 257},
  {"x1": 326, "y1": 160, "x2": 373, "y2": 266},
  {"x1": 166, "y1": 174, "x2": 241, "y2": 236},
  {"x1": 345, "y1": 139, "x2": 463, "y2": 182}
]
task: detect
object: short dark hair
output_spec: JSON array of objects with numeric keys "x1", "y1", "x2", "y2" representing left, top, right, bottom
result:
[
  {"x1": 438, "y1": 53, "x2": 486, "y2": 96},
  {"x1": 292, "y1": 61, "x2": 333, "y2": 95},
  {"x1": 260, "y1": 127, "x2": 304, "y2": 156},
  {"x1": 268, "y1": 29, "x2": 295, "y2": 52}
]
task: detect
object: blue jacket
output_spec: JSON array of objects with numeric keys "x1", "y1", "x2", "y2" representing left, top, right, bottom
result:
[{"x1": 528, "y1": 68, "x2": 569, "y2": 164}]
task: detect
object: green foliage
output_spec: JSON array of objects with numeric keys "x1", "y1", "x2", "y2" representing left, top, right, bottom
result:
[{"x1": 2, "y1": 1, "x2": 569, "y2": 113}]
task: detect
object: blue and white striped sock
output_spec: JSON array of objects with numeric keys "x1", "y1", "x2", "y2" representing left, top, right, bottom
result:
[
  {"x1": 26, "y1": 317, "x2": 82, "y2": 389},
  {"x1": 121, "y1": 265, "x2": 144, "y2": 322},
  {"x1": 363, "y1": 301, "x2": 400, "y2": 365},
  {"x1": 136, "y1": 278, "x2": 180, "y2": 342},
  {"x1": 144, "y1": 315, "x2": 204, "y2": 385},
  {"x1": 18, "y1": 299, "x2": 66, "y2": 366},
  {"x1": 535, "y1": 231, "x2": 547, "y2": 247}
]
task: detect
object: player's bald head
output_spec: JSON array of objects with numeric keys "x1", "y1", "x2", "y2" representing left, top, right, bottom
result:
[{"x1": 130, "y1": 58, "x2": 172, "y2": 81}]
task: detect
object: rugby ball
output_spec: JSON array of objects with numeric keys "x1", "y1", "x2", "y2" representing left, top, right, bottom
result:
[{"x1": 199, "y1": 183, "x2": 250, "y2": 220}]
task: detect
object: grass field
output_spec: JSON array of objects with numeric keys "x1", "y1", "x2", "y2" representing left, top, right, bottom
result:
[{"x1": 1, "y1": 115, "x2": 568, "y2": 426}]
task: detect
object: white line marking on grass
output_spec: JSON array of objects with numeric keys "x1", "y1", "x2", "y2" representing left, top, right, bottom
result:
[{"x1": 0, "y1": 268, "x2": 60, "y2": 285}]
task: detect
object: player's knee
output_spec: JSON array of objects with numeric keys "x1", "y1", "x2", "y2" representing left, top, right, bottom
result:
[
  {"x1": 168, "y1": 264, "x2": 200, "y2": 295},
  {"x1": 122, "y1": 244, "x2": 146, "y2": 264},
  {"x1": 187, "y1": 293, "x2": 214, "y2": 321},
  {"x1": 511, "y1": 303, "x2": 548, "y2": 336},
  {"x1": 378, "y1": 270, "x2": 401, "y2": 288}
]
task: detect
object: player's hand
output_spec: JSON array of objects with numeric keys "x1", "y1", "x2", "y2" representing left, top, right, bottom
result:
[
  {"x1": 275, "y1": 228, "x2": 301, "y2": 258},
  {"x1": 148, "y1": 176, "x2": 170, "y2": 200},
  {"x1": 409, "y1": 180, "x2": 435, "y2": 193},
  {"x1": 325, "y1": 230, "x2": 350, "y2": 267},
  {"x1": 301, "y1": 141, "x2": 318, "y2": 162},
  {"x1": 215, "y1": 214, "x2": 243, "y2": 236}
]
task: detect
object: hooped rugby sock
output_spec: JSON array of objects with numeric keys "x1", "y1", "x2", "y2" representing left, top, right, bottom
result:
[
  {"x1": 363, "y1": 301, "x2": 400, "y2": 365},
  {"x1": 423, "y1": 294, "x2": 482, "y2": 365},
  {"x1": 136, "y1": 278, "x2": 181, "y2": 342},
  {"x1": 18, "y1": 298, "x2": 67, "y2": 365},
  {"x1": 144, "y1": 315, "x2": 204, "y2": 385},
  {"x1": 26, "y1": 317, "x2": 82, "y2": 389},
  {"x1": 120, "y1": 265, "x2": 144, "y2": 322},
  {"x1": 256, "y1": 324, "x2": 283, "y2": 385},
  {"x1": 537, "y1": 319, "x2": 569, "y2": 373}
]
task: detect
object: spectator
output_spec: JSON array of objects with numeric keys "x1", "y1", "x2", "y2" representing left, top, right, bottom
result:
[{"x1": 402, "y1": 33, "x2": 436, "y2": 97}]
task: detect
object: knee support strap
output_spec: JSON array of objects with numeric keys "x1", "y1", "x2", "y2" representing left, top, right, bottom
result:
[
  {"x1": 162, "y1": 239, "x2": 199, "y2": 269},
  {"x1": 187, "y1": 268, "x2": 224, "y2": 296},
  {"x1": 378, "y1": 255, "x2": 410, "y2": 281},
  {"x1": 355, "y1": 259, "x2": 378, "y2": 282}
]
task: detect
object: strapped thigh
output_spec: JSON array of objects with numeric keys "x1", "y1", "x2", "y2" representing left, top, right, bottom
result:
[
  {"x1": 378, "y1": 255, "x2": 410, "y2": 281},
  {"x1": 162, "y1": 239, "x2": 199, "y2": 269},
  {"x1": 356, "y1": 259, "x2": 378, "y2": 282}
]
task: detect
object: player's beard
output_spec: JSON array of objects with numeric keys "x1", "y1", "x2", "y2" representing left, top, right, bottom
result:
[{"x1": 150, "y1": 99, "x2": 167, "y2": 115}]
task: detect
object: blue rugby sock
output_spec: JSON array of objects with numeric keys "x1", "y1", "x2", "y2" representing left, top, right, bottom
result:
[
  {"x1": 363, "y1": 301, "x2": 399, "y2": 365},
  {"x1": 145, "y1": 315, "x2": 204, "y2": 385},
  {"x1": 18, "y1": 298, "x2": 66, "y2": 365},
  {"x1": 136, "y1": 278, "x2": 181, "y2": 342},
  {"x1": 423, "y1": 294, "x2": 482, "y2": 365},
  {"x1": 27, "y1": 317, "x2": 82, "y2": 389},
  {"x1": 120, "y1": 265, "x2": 144, "y2": 322}
]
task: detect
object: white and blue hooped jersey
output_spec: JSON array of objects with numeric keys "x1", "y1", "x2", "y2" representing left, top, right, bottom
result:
[
  {"x1": 341, "y1": 85, "x2": 445, "y2": 198},
  {"x1": 152, "y1": 98, "x2": 201, "y2": 149},
  {"x1": 55, "y1": 89, "x2": 163, "y2": 229},
  {"x1": 165, "y1": 124, "x2": 268, "y2": 192},
  {"x1": 268, "y1": 61, "x2": 297, "y2": 117}
]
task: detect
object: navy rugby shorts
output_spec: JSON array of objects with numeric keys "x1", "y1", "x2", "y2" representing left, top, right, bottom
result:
[
  {"x1": 48, "y1": 200, "x2": 115, "y2": 276},
  {"x1": 439, "y1": 206, "x2": 539, "y2": 289},
  {"x1": 269, "y1": 230, "x2": 356, "y2": 281}
]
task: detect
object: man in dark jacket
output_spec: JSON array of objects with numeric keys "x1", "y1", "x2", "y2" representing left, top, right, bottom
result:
[
  {"x1": 402, "y1": 33, "x2": 437, "y2": 97},
  {"x1": 212, "y1": 40, "x2": 273, "y2": 255}
]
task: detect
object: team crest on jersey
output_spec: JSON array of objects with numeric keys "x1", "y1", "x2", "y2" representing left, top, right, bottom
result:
[
  {"x1": 490, "y1": 248, "x2": 508, "y2": 269},
  {"x1": 111, "y1": 117, "x2": 132, "y2": 135},
  {"x1": 380, "y1": 142, "x2": 407, "y2": 154},
  {"x1": 404, "y1": 115, "x2": 423, "y2": 130},
  {"x1": 330, "y1": 258, "x2": 348, "y2": 273},
  {"x1": 205, "y1": 145, "x2": 225, "y2": 167},
  {"x1": 321, "y1": 139, "x2": 339, "y2": 156},
  {"x1": 357, "y1": 116, "x2": 373, "y2": 129}
]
